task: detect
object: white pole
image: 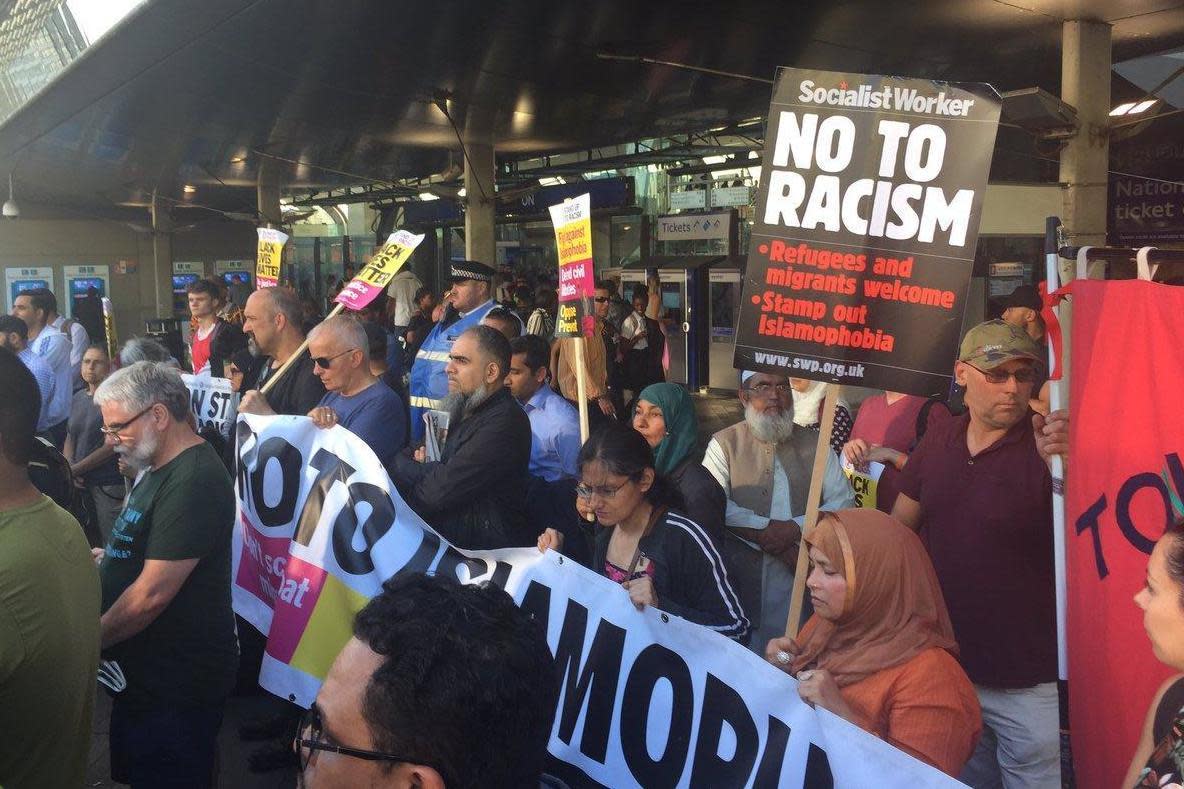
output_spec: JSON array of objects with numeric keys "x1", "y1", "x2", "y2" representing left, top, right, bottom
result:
[{"x1": 1044, "y1": 216, "x2": 1068, "y2": 681}]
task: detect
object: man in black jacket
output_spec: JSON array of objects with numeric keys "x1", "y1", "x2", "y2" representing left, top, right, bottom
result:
[{"x1": 389, "y1": 325, "x2": 531, "y2": 550}]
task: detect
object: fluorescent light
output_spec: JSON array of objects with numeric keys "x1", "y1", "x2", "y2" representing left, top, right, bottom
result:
[
  {"x1": 1132, "y1": 99, "x2": 1157, "y2": 114},
  {"x1": 182, "y1": 184, "x2": 197, "y2": 194},
  {"x1": 701, "y1": 155, "x2": 728, "y2": 165},
  {"x1": 1109, "y1": 103, "x2": 1136, "y2": 116},
  {"x1": 1111, "y1": 99, "x2": 1157, "y2": 116},
  {"x1": 418, "y1": 192, "x2": 439, "y2": 201},
  {"x1": 538, "y1": 176, "x2": 565, "y2": 186}
]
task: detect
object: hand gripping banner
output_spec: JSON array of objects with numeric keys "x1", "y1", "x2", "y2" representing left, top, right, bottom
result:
[{"x1": 232, "y1": 414, "x2": 962, "y2": 788}]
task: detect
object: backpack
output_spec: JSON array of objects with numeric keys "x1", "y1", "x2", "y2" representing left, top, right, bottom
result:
[{"x1": 28, "y1": 436, "x2": 102, "y2": 547}]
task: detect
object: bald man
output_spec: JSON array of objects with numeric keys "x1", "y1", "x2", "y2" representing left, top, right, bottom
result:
[
  {"x1": 306, "y1": 315, "x2": 407, "y2": 463},
  {"x1": 238, "y1": 288, "x2": 325, "y2": 416}
]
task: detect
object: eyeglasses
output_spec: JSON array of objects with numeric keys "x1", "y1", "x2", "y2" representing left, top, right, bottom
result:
[
  {"x1": 744, "y1": 382, "x2": 793, "y2": 397},
  {"x1": 100, "y1": 404, "x2": 156, "y2": 437},
  {"x1": 593, "y1": 297, "x2": 610, "y2": 303},
  {"x1": 312, "y1": 348, "x2": 358, "y2": 369},
  {"x1": 576, "y1": 479, "x2": 632, "y2": 500},
  {"x1": 295, "y1": 705, "x2": 427, "y2": 774},
  {"x1": 965, "y1": 363, "x2": 1038, "y2": 385}
]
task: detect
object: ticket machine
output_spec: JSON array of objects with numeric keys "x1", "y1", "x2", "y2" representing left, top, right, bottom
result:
[
  {"x1": 622, "y1": 257, "x2": 717, "y2": 389},
  {"x1": 707, "y1": 262, "x2": 744, "y2": 390},
  {"x1": 62, "y1": 265, "x2": 110, "y2": 318},
  {"x1": 4, "y1": 267, "x2": 54, "y2": 312}
]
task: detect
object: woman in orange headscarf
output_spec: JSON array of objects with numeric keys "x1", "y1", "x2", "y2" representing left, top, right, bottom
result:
[{"x1": 765, "y1": 509, "x2": 981, "y2": 777}]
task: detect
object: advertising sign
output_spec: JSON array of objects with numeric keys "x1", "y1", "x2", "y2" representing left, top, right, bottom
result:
[
  {"x1": 732, "y1": 68, "x2": 1001, "y2": 395},
  {"x1": 4, "y1": 266, "x2": 54, "y2": 312}
]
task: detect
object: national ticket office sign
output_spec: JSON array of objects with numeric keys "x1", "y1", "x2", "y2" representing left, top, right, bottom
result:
[
  {"x1": 232, "y1": 415, "x2": 961, "y2": 788},
  {"x1": 733, "y1": 68, "x2": 1001, "y2": 395},
  {"x1": 549, "y1": 193, "x2": 595, "y2": 338},
  {"x1": 255, "y1": 227, "x2": 289, "y2": 289},
  {"x1": 334, "y1": 230, "x2": 425, "y2": 311}
]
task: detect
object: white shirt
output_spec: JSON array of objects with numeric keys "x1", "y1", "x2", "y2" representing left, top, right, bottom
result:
[
  {"x1": 30, "y1": 327, "x2": 73, "y2": 426},
  {"x1": 701, "y1": 435, "x2": 854, "y2": 536},
  {"x1": 52, "y1": 314, "x2": 90, "y2": 372},
  {"x1": 621, "y1": 311, "x2": 648, "y2": 350},
  {"x1": 385, "y1": 269, "x2": 423, "y2": 327}
]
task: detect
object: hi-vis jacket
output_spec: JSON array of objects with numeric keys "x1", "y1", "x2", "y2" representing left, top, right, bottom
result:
[{"x1": 408, "y1": 299, "x2": 496, "y2": 441}]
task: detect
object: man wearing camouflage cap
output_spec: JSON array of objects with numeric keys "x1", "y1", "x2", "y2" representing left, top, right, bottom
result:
[{"x1": 892, "y1": 319, "x2": 1069, "y2": 789}]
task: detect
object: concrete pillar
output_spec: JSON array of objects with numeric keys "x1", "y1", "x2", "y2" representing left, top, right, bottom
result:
[
  {"x1": 1059, "y1": 20, "x2": 1112, "y2": 280},
  {"x1": 463, "y1": 140, "x2": 496, "y2": 264},
  {"x1": 257, "y1": 156, "x2": 283, "y2": 227},
  {"x1": 150, "y1": 193, "x2": 173, "y2": 319},
  {"x1": 1056, "y1": 20, "x2": 1112, "y2": 396}
]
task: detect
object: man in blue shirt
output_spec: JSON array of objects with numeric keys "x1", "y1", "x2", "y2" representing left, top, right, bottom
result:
[
  {"x1": 506, "y1": 334, "x2": 581, "y2": 482},
  {"x1": 0, "y1": 315, "x2": 56, "y2": 433},
  {"x1": 306, "y1": 315, "x2": 407, "y2": 464}
]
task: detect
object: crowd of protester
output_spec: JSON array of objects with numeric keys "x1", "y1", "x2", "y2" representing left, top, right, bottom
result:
[{"x1": 3, "y1": 259, "x2": 1136, "y2": 789}]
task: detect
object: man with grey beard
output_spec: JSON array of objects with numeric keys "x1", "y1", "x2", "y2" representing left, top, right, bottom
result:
[
  {"x1": 92, "y1": 361, "x2": 237, "y2": 786},
  {"x1": 389, "y1": 325, "x2": 532, "y2": 550},
  {"x1": 702, "y1": 370, "x2": 853, "y2": 654}
]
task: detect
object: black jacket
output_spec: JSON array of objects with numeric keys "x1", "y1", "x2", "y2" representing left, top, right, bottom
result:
[
  {"x1": 593, "y1": 509, "x2": 749, "y2": 640},
  {"x1": 390, "y1": 387, "x2": 531, "y2": 550},
  {"x1": 668, "y1": 456, "x2": 726, "y2": 550}
]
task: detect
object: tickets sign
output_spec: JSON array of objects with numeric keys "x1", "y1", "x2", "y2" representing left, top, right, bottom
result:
[
  {"x1": 733, "y1": 68, "x2": 1001, "y2": 396},
  {"x1": 334, "y1": 230, "x2": 425, "y2": 311},
  {"x1": 255, "y1": 227, "x2": 289, "y2": 289},
  {"x1": 549, "y1": 194, "x2": 595, "y2": 338}
]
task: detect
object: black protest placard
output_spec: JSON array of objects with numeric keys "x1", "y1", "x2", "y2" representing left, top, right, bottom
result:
[{"x1": 733, "y1": 68, "x2": 1001, "y2": 395}]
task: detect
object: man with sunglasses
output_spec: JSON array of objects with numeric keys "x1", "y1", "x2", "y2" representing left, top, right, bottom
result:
[
  {"x1": 294, "y1": 573, "x2": 558, "y2": 788},
  {"x1": 703, "y1": 370, "x2": 854, "y2": 655},
  {"x1": 892, "y1": 319, "x2": 1069, "y2": 789},
  {"x1": 92, "y1": 361, "x2": 238, "y2": 787},
  {"x1": 306, "y1": 315, "x2": 406, "y2": 464}
]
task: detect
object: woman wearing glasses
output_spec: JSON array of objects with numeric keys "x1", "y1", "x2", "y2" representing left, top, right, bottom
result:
[{"x1": 537, "y1": 423, "x2": 749, "y2": 640}]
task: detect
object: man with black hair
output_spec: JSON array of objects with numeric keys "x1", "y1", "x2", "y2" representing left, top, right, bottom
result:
[
  {"x1": 390, "y1": 325, "x2": 532, "y2": 549},
  {"x1": 0, "y1": 347, "x2": 101, "y2": 788},
  {"x1": 0, "y1": 314, "x2": 56, "y2": 434},
  {"x1": 297, "y1": 573, "x2": 558, "y2": 788},
  {"x1": 12, "y1": 288, "x2": 72, "y2": 447},
  {"x1": 481, "y1": 305, "x2": 523, "y2": 340},
  {"x1": 186, "y1": 278, "x2": 246, "y2": 377},
  {"x1": 507, "y1": 333, "x2": 580, "y2": 482}
]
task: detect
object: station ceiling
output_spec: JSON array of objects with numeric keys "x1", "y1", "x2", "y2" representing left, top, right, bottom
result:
[{"x1": 2, "y1": 0, "x2": 1183, "y2": 221}]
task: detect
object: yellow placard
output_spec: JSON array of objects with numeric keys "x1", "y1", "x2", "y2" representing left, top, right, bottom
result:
[{"x1": 255, "y1": 228, "x2": 289, "y2": 287}]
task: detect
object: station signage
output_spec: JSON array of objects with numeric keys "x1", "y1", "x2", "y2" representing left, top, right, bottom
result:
[{"x1": 654, "y1": 211, "x2": 732, "y2": 242}]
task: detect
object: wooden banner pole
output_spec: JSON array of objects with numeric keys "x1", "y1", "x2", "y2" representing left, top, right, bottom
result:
[
  {"x1": 260, "y1": 302, "x2": 344, "y2": 395},
  {"x1": 784, "y1": 382, "x2": 841, "y2": 639},
  {"x1": 573, "y1": 335, "x2": 590, "y2": 443}
]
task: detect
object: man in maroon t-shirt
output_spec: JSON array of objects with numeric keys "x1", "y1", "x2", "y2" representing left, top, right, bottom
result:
[{"x1": 893, "y1": 319, "x2": 1068, "y2": 788}]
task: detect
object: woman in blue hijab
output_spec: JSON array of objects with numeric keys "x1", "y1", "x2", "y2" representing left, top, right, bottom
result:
[{"x1": 632, "y1": 383, "x2": 726, "y2": 548}]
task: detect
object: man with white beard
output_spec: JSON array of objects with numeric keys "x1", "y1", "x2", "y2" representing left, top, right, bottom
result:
[
  {"x1": 389, "y1": 325, "x2": 532, "y2": 550},
  {"x1": 92, "y1": 361, "x2": 238, "y2": 786},
  {"x1": 702, "y1": 370, "x2": 854, "y2": 654}
]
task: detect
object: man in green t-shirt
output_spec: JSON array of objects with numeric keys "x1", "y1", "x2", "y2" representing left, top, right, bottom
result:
[
  {"x1": 0, "y1": 347, "x2": 101, "y2": 788},
  {"x1": 94, "y1": 360, "x2": 238, "y2": 787}
]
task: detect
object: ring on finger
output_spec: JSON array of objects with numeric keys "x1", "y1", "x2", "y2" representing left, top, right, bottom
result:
[{"x1": 775, "y1": 650, "x2": 791, "y2": 666}]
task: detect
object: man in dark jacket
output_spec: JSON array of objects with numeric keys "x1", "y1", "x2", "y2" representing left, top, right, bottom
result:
[{"x1": 389, "y1": 325, "x2": 531, "y2": 550}]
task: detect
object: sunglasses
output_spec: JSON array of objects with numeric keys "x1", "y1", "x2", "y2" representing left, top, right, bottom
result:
[
  {"x1": 965, "y1": 363, "x2": 1038, "y2": 384},
  {"x1": 312, "y1": 348, "x2": 358, "y2": 369}
]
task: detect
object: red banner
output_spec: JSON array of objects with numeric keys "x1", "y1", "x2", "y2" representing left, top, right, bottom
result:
[{"x1": 1067, "y1": 279, "x2": 1184, "y2": 788}]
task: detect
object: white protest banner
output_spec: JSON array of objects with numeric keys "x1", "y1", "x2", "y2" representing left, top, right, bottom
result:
[
  {"x1": 255, "y1": 227, "x2": 288, "y2": 289},
  {"x1": 232, "y1": 415, "x2": 962, "y2": 788},
  {"x1": 181, "y1": 373, "x2": 238, "y2": 440}
]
